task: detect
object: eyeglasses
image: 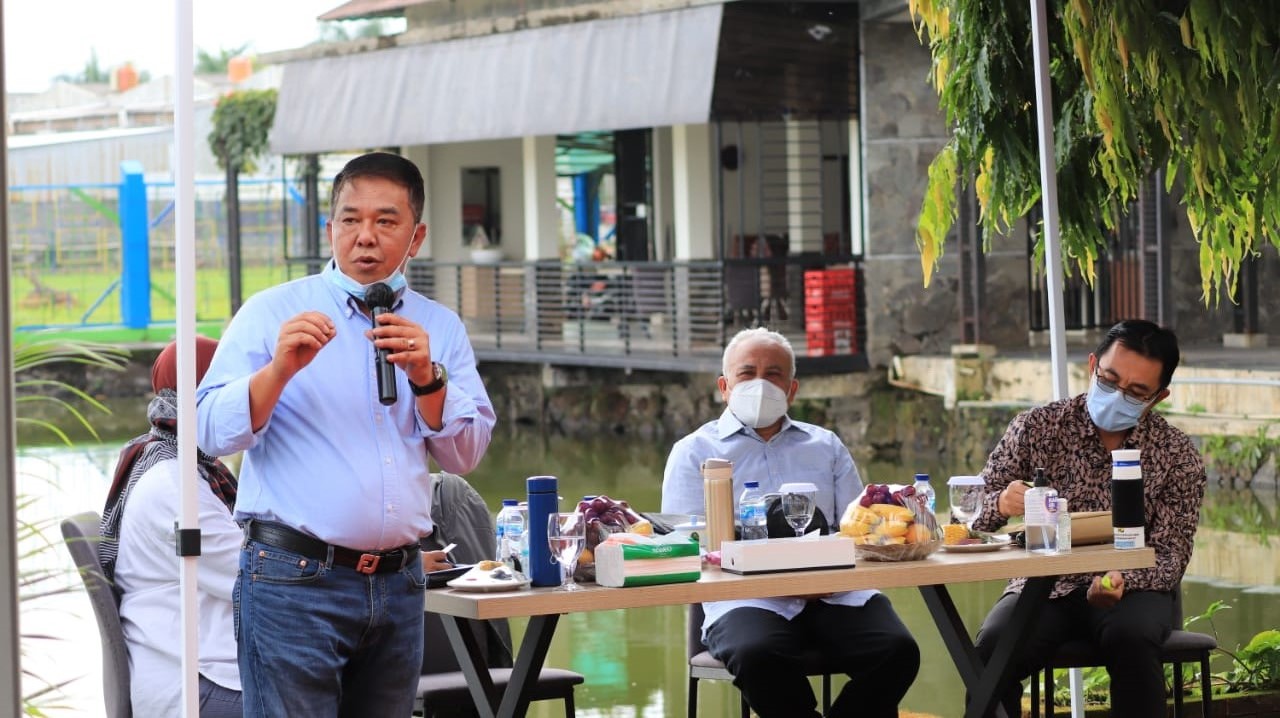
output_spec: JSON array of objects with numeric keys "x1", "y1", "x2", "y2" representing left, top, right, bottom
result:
[{"x1": 1093, "y1": 367, "x2": 1159, "y2": 407}]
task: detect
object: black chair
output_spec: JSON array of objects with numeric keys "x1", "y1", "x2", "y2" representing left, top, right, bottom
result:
[
  {"x1": 60, "y1": 511, "x2": 132, "y2": 718},
  {"x1": 416, "y1": 611, "x2": 583, "y2": 717},
  {"x1": 724, "y1": 263, "x2": 763, "y2": 328},
  {"x1": 1029, "y1": 587, "x2": 1217, "y2": 718},
  {"x1": 685, "y1": 603, "x2": 834, "y2": 718}
]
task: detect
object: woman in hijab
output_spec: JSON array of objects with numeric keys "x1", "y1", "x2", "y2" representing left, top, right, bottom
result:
[{"x1": 100, "y1": 336, "x2": 242, "y2": 718}]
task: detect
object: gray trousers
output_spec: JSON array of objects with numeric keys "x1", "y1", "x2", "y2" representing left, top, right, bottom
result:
[{"x1": 199, "y1": 674, "x2": 243, "y2": 718}]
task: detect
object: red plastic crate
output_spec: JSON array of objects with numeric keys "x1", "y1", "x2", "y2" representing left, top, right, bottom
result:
[
  {"x1": 804, "y1": 294, "x2": 855, "y2": 309},
  {"x1": 803, "y1": 268, "x2": 856, "y2": 302},
  {"x1": 804, "y1": 304, "x2": 856, "y2": 333},
  {"x1": 803, "y1": 268, "x2": 855, "y2": 288},
  {"x1": 806, "y1": 317, "x2": 855, "y2": 334},
  {"x1": 806, "y1": 328, "x2": 855, "y2": 356}
]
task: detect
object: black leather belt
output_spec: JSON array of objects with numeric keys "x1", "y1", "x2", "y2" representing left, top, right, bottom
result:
[{"x1": 246, "y1": 520, "x2": 419, "y2": 575}]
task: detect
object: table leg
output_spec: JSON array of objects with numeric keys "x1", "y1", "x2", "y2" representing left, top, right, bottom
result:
[
  {"x1": 440, "y1": 613, "x2": 561, "y2": 718},
  {"x1": 920, "y1": 576, "x2": 1054, "y2": 718},
  {"x1": 497, "y1": 614, "x2": 560, "y2": 718},
  {"x1": 920, "y1": 584, "x2": 982, "y2": 689},
  {"x1": 440, "y1": 615, "x2": 500, "y2": 716}
]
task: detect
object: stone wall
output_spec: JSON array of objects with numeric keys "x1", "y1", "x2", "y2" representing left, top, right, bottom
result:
[
  {"x1": 859, "y1": 19, "x2": 963, "y2": 365},
  {"x1": 480, "y1": 362, "x2": 883, "y2": 460}
]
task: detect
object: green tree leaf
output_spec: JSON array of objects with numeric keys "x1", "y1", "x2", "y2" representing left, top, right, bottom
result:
[
  {"x1": 909, "y1": 0, "x2": 1280, "y2": 303},
  {"x1": 207, "y1": 89, "x2": 278, "y2": 175}
]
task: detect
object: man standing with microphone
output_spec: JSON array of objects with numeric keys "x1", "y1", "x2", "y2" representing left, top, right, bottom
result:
[{"x1": 197, "y1": 152, "x2": 495, "y2": 716}]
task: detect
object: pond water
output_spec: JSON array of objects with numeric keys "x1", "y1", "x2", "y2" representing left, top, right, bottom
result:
[{"x1": 16, "y1": 432, "x2": 1280, "y2": 718}]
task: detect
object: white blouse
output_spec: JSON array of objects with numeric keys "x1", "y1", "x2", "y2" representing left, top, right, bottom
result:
[{"x1": 114, "y1": 458, "x2": 241, "y2": 716}]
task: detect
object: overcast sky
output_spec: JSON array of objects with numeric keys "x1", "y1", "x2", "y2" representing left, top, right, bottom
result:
[{"x1": 4, "y1": 0, "x2": 344, "y2": 92}]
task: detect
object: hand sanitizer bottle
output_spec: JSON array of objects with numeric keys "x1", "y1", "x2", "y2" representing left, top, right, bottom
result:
[{"x1": 1024, "y1": 468, "x2": 1059, "y2": 554}]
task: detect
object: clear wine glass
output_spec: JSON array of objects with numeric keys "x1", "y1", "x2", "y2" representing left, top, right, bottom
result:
[
  {"x1": 948, "y1": 477, "x2": 986, "y2": 528},
  {"x1": 546, "y1": 512, "x2": 586, "y2": 591},
  {"x1": 950, "y1": 500, "x2": 980, "y2": 527},
  {"x1": 781, "y1": 490, "x2": 816, "y2": 538}
]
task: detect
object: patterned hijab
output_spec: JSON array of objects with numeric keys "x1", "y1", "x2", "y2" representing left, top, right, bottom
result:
[{"x1": 99, "y1": 336, "x2": 237, "y2": 581}]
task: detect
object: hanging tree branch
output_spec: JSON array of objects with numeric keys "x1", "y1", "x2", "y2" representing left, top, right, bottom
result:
[
  {"x1": 208, "y1": 88, "x2": 277, "y2": 175},
  {"x1": 909, "y1": 0, "x2": 1280, "y2": 303}
]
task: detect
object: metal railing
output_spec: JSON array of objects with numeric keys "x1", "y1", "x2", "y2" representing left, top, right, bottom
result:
[
  {"x1": 409, "y1": 257, "x2": 868, "y2": 373},
  {"x1": 1026, "y1": 174, "x2": 1168, "y2": 333}
]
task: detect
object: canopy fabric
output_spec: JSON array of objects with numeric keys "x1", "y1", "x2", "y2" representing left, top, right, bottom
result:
[
  {"x1": 270, "y1": 5, "x2": 722, "y2": 155},
  {"x1": 318, "y1": 0, "x2": 422, "y2": 22}
]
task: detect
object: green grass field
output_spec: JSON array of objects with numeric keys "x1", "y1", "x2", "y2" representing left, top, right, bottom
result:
[{"x1": 12, "y1": 264, "x2": 297, "y2": 332}]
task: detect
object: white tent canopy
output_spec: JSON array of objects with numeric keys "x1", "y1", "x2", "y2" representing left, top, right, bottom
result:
[{"x1": 270, "y1": 4, "x2": 722, "y2": 154}]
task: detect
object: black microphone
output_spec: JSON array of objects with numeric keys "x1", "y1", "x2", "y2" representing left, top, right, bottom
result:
[{"x1": 365, "y1": 282, "x2": 398, "y2": 406}]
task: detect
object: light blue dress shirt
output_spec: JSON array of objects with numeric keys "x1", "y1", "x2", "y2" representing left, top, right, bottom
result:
[
  {"x1": 196, "y1": 265, "x2": 496, "y2": 551},
  {"x1": 661, "y1": 409, "x2": 877, "y2": 635}
]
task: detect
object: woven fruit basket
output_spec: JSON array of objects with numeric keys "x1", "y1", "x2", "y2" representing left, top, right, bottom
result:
[
  {"x1": 855, "y1": 538, "x2": 942, "y2": 562},
  {"x1": 843, "y1": 483, "x2": 944, "y2": 562}
]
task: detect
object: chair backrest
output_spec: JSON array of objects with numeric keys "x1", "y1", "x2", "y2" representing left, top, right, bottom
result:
[
  {"x1": 422, "y1": 611, "x2": 493, "y2": 675},
  {"x1": 724, "y1": 264, "x2": 762, "y2": 309},
  {"x1": 427, "y1": 472, "x2": 497, "y2": 568},
  {"x1": 60, "y1": 511, "x2": 132, "y2": 718},
  {"x1": 687, "y1": 603, "x2": 708, "y2": 658},
  {"x1": 425, "y1": 472, "x2": 513, "y2": 669}
]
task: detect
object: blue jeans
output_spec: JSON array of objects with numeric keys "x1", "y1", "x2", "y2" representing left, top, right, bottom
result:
[{"x1": 235, "y1": 537, "x2": 426, "y2": 718}]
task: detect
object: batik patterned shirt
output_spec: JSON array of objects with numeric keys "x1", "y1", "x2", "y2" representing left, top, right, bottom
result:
[{"x1": 972, "y1": 394, "x2": 1206, "y2": 598}]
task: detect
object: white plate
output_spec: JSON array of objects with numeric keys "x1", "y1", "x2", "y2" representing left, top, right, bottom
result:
[
  {"x1": 940, "y1": 536, "x2": 1012, "y2": 553},
  {"x1": 446, "y1": 565, "x2": 532, "y2": 593}
]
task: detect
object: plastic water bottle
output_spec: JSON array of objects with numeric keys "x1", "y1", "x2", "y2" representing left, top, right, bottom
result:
[
  {"x1": 738, "y1": 481, "x2": 769, "y2": 540},
  {"x1": 913, "y1": 473, "x2": 936, "y2": 515},
  {"x1": 495, "y1": 499, "x2": 524, "y2": 572},
  {"x1": 514, "y1": 503, "x2": 529, "y2": 572}
]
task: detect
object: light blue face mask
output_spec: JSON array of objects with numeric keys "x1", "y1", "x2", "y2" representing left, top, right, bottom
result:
[
  {"x1": 1086, "y1": 376, "x2": 1152, "y2": 432},
  {"x1": 322, "y1": 260, "x2": 408, "y2": 302}
]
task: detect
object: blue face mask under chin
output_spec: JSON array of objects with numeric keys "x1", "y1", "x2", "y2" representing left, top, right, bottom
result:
[
  {"x1": 323, "y1": 261, "x2": 408, "y2": 301},
  {"x1": 1086, "y1": 377, "x2": 1151, "y2": 432}
]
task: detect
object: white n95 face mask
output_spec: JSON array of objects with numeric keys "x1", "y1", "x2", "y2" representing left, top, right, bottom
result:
[{"x1": 728, "y1": 378, "x2": 789, "y2": 429}]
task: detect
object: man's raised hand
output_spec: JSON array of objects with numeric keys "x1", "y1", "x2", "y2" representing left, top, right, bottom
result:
[{"x1": 272, "y1": 311, "x2": 336, "y2": 381}]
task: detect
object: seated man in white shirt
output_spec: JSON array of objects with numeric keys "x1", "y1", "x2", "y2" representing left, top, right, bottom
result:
[
  {"x1": 661, "y1": 328, "x2": 920, "y2": 718},
  {"x1": 99, "y1": 337, "x2": 242, "y2": 717}
]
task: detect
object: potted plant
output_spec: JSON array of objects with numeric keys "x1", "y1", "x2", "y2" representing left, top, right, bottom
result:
[{"x1": 1160, "y1": 600, "x2": 1280, "y2": 716}]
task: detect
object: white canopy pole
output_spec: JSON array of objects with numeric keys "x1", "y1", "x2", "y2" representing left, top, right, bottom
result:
[
  {"x1": 1029, "y1": 0, "x2": 1081, "y2": 715},
  {"x1": 1030, "y1": 0, "x2": 1070, "y2": 403},
  {"x1": 0, "y1": 4, "x2": 24, "y2": 712},
  {"x1": 173, "y1": 0, "x2": 200, "y2": 715}
]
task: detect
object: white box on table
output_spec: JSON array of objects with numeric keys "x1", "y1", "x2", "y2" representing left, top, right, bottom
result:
[{"x1": 719, "y1": 534, "x2": 857, "y2": 575}]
